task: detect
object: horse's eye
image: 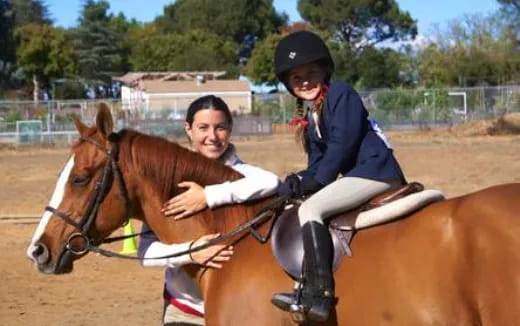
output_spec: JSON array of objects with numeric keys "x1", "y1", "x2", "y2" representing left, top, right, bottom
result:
[{"x1": 71, "y1": 175, "x2": 89, "y2": 186}]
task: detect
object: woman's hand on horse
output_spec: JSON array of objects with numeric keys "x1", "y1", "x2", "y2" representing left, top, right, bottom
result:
[
  {"x1": 191, "y1": 234, "x2": 234, "y2": 269},
  {"x1": 162, "y1": 181, "x2": 208, "y2": 220}
]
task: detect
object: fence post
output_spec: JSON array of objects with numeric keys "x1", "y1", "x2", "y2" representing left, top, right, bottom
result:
[{"x1": 280, "y1": 93, "x2": 286, "y2": 133}]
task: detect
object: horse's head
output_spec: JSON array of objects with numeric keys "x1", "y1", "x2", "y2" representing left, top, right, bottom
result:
[{"x1": 27, "y1": 104, "x2": 131, "y2": 274}]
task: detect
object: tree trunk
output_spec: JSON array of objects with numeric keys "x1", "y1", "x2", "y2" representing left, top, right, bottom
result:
[{"x1": 32, "y1": 74, "x2": 40, "y2": 119}]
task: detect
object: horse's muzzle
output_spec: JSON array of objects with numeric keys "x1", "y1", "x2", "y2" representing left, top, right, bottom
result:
[
  {"x1": 32, "y1": 242, "x2": 50, "y2": 266},
  {"x1": 30, "y1": 242, "x2": 73, "y2": 274}
]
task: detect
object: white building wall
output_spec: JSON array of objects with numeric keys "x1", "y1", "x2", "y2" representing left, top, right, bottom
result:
[{"x1": 121, "y1": 88, "x2": 252, "y2": 115}]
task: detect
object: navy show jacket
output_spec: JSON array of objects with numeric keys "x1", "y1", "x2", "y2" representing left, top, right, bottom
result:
[{"x1": 300, "y1": 81, "x2": 406, "y2": 186}]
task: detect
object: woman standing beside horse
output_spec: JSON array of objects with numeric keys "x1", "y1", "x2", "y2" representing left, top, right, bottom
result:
[{"x1": 137, "y1": 95, "x2": 280, "y2": 325}]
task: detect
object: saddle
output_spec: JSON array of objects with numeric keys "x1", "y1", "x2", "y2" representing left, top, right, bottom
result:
[{"x1": 271, "y1": 182, "x2": 445, "y2": 279}]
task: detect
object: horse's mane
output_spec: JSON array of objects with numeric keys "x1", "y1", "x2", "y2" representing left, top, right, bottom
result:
[
  {"x1": 119, "y1": 129, "x2": 250, "y2": 232},
  {"x1": 121, "y1": 129, "x2": 242, "y2": 200}
]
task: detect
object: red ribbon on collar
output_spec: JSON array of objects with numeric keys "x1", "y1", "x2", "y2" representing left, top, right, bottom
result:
[{"x1": 288, "y1": 116, "x2": 309, "y2": 127}]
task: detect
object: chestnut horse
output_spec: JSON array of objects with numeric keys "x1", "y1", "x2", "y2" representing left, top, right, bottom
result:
[{"x1": 27, "y1": 105, "x2": 520, "y2": 325}]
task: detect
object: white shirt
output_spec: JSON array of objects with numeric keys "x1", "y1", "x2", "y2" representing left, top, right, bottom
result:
[{"x1": 142, "y1": 145, "x2": 279, "y2": 314}]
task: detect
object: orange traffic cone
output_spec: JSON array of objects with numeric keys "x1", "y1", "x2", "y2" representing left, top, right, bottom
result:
[{"x1": 120, "y1": 222, "x2": 138, "y2": 255}]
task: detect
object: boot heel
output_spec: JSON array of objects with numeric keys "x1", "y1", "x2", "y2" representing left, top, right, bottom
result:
[{"x1": 307, "y1": 298, "x2": 333, "y2": 322}]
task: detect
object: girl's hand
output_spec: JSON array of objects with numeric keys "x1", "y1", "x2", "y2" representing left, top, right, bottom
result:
[
  {"x1": 190, "y1": 234, "x2": 234, "y2": 269},
  {"x1": 162, "y1": 181, "x2": 208, "y2": 220}
]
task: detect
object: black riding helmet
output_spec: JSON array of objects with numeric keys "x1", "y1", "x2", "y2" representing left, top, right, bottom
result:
[{"x1": 274, "y1": 31, "x2": 334, "y2": 94}]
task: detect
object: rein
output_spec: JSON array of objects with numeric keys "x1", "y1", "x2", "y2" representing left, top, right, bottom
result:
[
  {"x1": 45, "y1": 131, "x2": 288, "y2": 260},
  {"x1": 90, "y1": 195, "x2": 288, "y2": 261}
]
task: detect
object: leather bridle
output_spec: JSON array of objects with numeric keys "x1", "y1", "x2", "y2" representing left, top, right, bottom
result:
[
  {"x1": 45, "y1": 133, "x2": 130, "y2": 256},
  {"x1": 44, "y1": 131, "x2": 288, "y2": 262}
]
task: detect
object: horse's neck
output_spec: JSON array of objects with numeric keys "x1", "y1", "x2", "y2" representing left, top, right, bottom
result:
[
  {"x1": 120, "y1": 131, "x2": 253, "y2": 243},
  {"x1": 170, "y1": 150, "x2": 273, "y2": 238},
  {"x1": 133, "y1": 180, "x2": 269, "y2": 244},
  {"x1": 173, "y1": 147, "x2": 241, "y2": 188}
]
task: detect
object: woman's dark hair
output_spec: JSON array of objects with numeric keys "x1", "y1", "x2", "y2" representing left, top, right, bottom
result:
[{"x1": 185, "y1": 95, "x2": 233, "y2": 128}]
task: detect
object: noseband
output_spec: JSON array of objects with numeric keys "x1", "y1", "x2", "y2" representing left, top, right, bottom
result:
[{"x1": 45, "y1": 133, "x2": 130, "y2": 255}]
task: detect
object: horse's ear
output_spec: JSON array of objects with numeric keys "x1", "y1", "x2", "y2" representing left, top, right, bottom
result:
[
  {"x1": 96, "y1": 103, "x2": 114, "y2": 139},
  {"x1": 72, "y1": 114, "x2": 89, "y2": 136}
]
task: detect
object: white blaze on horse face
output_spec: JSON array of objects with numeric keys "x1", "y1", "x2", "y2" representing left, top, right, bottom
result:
[{"x1": 26, "y1": 155, "x2": 75, "y2": 261}]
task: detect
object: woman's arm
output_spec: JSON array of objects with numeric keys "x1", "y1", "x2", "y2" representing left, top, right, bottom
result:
[
  {"x1": 138, "y1": 223, "x2": 233, "y2": 269},
  {"x1": 204, "y1": 163, "x2": 280, "y2": 208},
  {"x1": 163, "y1": 163, "x2": 280, "y2": 218}
]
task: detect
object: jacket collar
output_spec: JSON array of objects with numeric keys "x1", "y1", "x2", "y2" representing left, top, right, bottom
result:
[{"x1": 217, "y1": 144, "x2": 242, "y2": 166}]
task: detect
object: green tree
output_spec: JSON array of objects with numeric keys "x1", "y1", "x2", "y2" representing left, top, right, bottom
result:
[
  {"x1": 327, "y1": 40, "x2": 359, "y2": 84},
  {"x1": 353, "y1": 47, "x2": 404, "y2": 89},
  {"x1": 418, "y1": 43, "x2": 455, "y2": 87},
  {"x1": 70, "y1": 0, "x2": 125, "y2": 95},
  {"x1": 155, "y1": 0, "x2": 287, "y2": 61},
  {"x1": 0, "y1": 0, "x2": 16, "y2": 63},
  {"x1": 54, "y1": 80, "x2": 87, "y2": 99},
  {"x1": 129, "y1": 27, "x2": 238, "y2": 74},
  {"x1": 298, "y1": 0, "x2": 417, "y2": 51},
  {"x1": 373, "y1": 89, "x2": 420, "y2": 122},
  {"x1": 0, "y1": 60, "x2": 24, "y2": 94},
  {"x1": 395, "y1": 44, "x2": 420, "y2": 87},
  {"x1": 244, "y1": 33, "x2": 282, "y2": 87},
  {"x1": 496, "y1": 0, "x2": 519, "y2": 49},
  {"x1": 15, "y1": 24, "x2": 77, "y2": 104},
  {"x1": 418, "y1": 13, "x2": 520, "y2": 87},
  {"x1": 1, "y1": 0, "x2": 51, "y2": 96},
  {"x1": 10, "y1": 0, "x2": 51, "y2": 27},
  {"x1": 328, "y1": 37, "x2": 416, "y2": 88},
  {"x1": 497, "y1": 0, "x2": 520, "y2": 14},
  {"x1": 108, "y1": 12, "x2": 139, "y2": 74}
]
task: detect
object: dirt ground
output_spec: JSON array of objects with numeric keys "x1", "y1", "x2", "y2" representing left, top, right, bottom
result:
[{"x1": 1, "y1": 132, "x2": 519, "y2": 325}]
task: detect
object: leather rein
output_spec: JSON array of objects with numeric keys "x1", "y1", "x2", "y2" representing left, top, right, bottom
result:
[{"x1": 45, "y1": 132, "x2": 287, "y2": 261}]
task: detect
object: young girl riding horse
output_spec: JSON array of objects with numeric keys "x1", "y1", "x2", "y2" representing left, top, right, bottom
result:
[
  {"x1": 138, "y1": 95, "x2": 280, "y2": 325},
  {"x1": 271, "y1": 31, "x2": 407, "y2": 321}
]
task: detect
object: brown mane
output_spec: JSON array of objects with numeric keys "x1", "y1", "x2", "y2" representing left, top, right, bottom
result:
[
  {"x1": 118, "y1": 129, "x2": 255, "y2": 233},
  {"x1": 121, "y1": 129, "x2": 242, "y2": 198}
]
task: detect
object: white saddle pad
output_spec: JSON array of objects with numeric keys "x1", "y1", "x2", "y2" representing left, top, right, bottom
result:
[{"x1": 354, "y1": 189, "x2": 445, "y2": 230}]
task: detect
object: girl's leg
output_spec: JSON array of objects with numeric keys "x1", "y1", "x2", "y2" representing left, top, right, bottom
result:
[
  {"x1": 273, "y1": 177, "x2": 393, "y2": 321},
  {"x1": 298, "y1": 177, "x2": 393, "y2": 225}
]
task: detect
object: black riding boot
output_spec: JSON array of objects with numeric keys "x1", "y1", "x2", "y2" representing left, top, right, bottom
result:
[{"x1": 272, "y1": 221, "x2": 335, "y2": 321}]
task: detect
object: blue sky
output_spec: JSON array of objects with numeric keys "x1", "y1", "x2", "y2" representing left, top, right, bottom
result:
[{"x1": 47, "y1": 0, "x2": 501, "y2": 36}]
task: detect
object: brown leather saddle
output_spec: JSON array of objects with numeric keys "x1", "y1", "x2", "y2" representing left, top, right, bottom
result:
[{"x1": 271, "y1": 182, "x2": 425, "y2": 279}]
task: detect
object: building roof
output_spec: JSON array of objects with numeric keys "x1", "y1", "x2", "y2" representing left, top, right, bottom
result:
[
  {"x1": 113, "y1": 71, "x2": 227, "y2": 86},
  {"x1": 141, "y1": 80, "x2": 251, "y2": 93}
]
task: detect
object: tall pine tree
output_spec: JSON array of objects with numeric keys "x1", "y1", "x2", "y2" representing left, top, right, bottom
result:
[{"x1": 70, "y1": 0, "x2": 124, "y2": 96}]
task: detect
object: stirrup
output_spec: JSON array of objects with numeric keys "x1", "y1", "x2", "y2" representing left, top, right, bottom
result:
[
  {"x1": 271, "y1": 292, "x2": 296, "y2": 312},
  {"x1": 272, "y1": 292, "x2": 333, "y2": 323},
  {"x1": 272, "y1": 292, "x2": 308, "y2": 323},
  {"x1": 272, "y1": 281, "x2": 308, "y2": 322}
]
